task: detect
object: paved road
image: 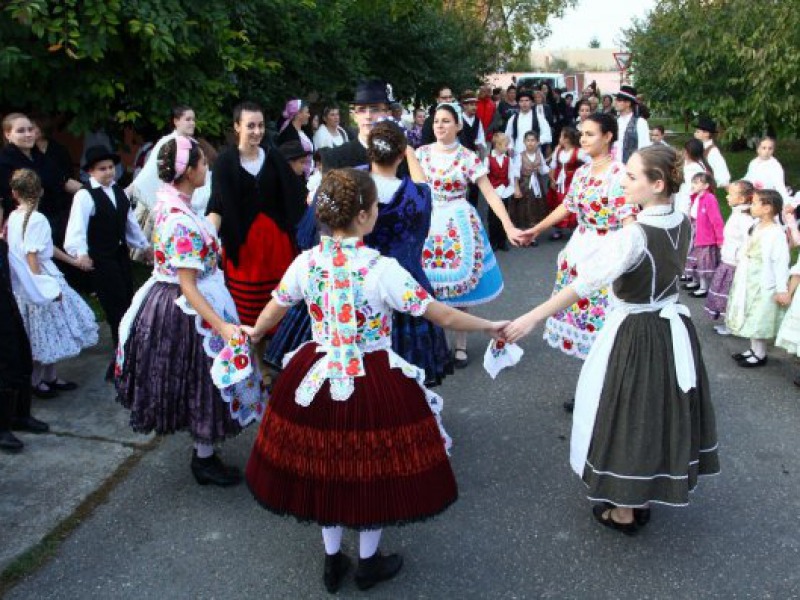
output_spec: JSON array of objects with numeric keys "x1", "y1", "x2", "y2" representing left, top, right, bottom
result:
[{"x1": 5, "y1": 236, "x2": 800, "y2": 599}]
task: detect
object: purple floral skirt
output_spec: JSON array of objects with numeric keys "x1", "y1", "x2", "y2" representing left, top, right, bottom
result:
[
  {"x1": 704, "y1": 262, "x2": 736, "y2": 319},
  {"x1": 116, "y1": 282, "x2": 242, "y2": 443},
  {"x1": 686, "y1": 245, "x2": 721, "y2": 278}
]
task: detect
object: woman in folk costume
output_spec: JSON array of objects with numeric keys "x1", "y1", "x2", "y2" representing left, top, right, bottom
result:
[
  {"x1": 417, "y1": 103, "x2": 526, "y2": 367},
  {"x1": 505, "y1": 145, "x2": 719, "y2": 535},
  {"x1": 116, "y1": 137, "x2": 264, "y2": 487},
  {"x1": 206, "y1": 102, "x2": 306, "y2": 331},
  {"x1": 276, "y1": 98, "x2": 315, "y2": 179},
  {"x1": 244, "y1": 168, "x2": 506, "y2": 593},
  {"x1": 526, "y1": 114, "x2": 635, "y2": 414}
]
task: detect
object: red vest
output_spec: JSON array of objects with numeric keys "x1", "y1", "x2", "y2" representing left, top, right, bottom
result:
[{"x1": 487, "y1": 155, "x2": 510, "y2": 188}]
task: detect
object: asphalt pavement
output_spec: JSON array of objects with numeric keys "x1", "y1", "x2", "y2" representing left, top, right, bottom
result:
[{"x1": 3, "y1": 235, "x2": 800, "y2": 599}]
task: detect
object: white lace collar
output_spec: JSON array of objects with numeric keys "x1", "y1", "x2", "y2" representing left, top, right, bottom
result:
[{"x1": 637, "y1": 203, "x2": 685, "y2": 228}]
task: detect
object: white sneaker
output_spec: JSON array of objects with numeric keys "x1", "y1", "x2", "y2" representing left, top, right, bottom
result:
[{"x1": 714, "y1": 325, "x2": 731, "y2": 335}]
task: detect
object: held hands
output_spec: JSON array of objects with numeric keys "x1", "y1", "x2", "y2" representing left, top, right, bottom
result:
[
  {"x1": 504, "y1": 224, "x2": 527, "y2": 247},
  {"x1": 75, "y1": 255, "x2": 94, "y2": 271},
  {"x1": 501, "y1": 313, "x2": 540, "y2": 344},
  {"x1": 219, "y1": 323, "x2": 242, "y2": 343},
  {"x1": 486, "y1": 320, "x2": 510, "y2": 340},
  {"x1": 240, "y1": 325, "x2": 262, "y2": 343},
  {"x1": 520, "y1": 225, "x2": 540, "y2": 245}
]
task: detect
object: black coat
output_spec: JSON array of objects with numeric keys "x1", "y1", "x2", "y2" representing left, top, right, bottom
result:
[
  {"x1": 320, "y1": 139, "x2": 409, "y2": 178},
  {"x1": 0, "y1": 240, "x2": 32, "y2": 390}
]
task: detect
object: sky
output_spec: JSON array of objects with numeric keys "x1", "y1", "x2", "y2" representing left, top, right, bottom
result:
[{"x1": 537, "y1": 0, "x2": 657, "y2": 49}]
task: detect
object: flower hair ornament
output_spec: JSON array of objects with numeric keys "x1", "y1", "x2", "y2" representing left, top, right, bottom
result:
[
  {"x1": 372, "y1": 137, "x2": 392, "y2": 155},
  {"x1": 317, "y1": 191, "x2": 336, "y2": 212},
  {"x1": 386, "y1": 83, "x2": 395, "y2": 103}
]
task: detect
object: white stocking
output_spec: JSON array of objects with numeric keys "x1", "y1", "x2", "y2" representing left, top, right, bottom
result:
[
  {"x1": 751, "y1": 338, "x2": 767, "y2": 359},
  {"x1": 322, "y1": 526, "x2": 343, "y2": 555},
  {"x1": 359, "y1": 529, "x2": 382, "y2": 559},
  {"x1": 193, "y1": 442, "x2": 214, "y2": 459}
]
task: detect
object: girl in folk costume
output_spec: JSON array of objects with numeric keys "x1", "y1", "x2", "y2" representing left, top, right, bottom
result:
[
  {"x1": 743, "y1": 137, "x2": 791, "y2": 203},
  {"x1": 504, "y1": 145, "x2": 719, "y2": 534},
  {"x1": 682, "y1": 173, "x2": 724, "y2": 298},
  {"x1": 206, "y1": 102, "x2": 306, "y2": 330},
  {"x1": 510, "y1": 130, "x2": 550, "y2": 239},
  {"x1": 276, "y1": 99, "x2": 315, "y2": 179},
  {"x1": 484, "y1": 132, "x2": 517, "y2": 251},
  {"x1": 546, "y1": 126, "x2": 587, "y2": 240},
  {"x1": 526, "y1": 114, "x2": 635, "y2": 374},
  {"x1": 243, "y1": 169, "x2": 506, "y2": 593},
  {"x1": 116, "y1": 137, "x2": 264, "y2": 487},
  {"x1": 417, "y1": 103, "x2": 525, "y2": 368},
  {"x1": 705, "y1": 181, "x2": 755, "y2": 334},
  {"x1": 775, "y1": 206, "x2": 800, "y2": 385},
  {"x1": 726, "y1": 189, "x2": 790, "y2": 368},
  {"x1": 7, "y1": 170, "x2": 98, "y2": 398}
]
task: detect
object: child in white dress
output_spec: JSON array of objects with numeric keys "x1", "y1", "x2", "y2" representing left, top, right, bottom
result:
[
  {"x1": 7, "y1": 170, "x2": 98, "y2": 397},
  {"x1": 743, "y1": 137, "x2": 790, "y2": 203}
]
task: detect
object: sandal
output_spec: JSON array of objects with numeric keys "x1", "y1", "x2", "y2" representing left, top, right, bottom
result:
[
  {"x1": 592, "y1": 505, "x2": 637, "y2": 536},
  {"x1": 739, "y1": 355, "x2": 767, "y2": 368},
  {"x1": 454, "y1": 349, "x2": 469, "y2": 369}
]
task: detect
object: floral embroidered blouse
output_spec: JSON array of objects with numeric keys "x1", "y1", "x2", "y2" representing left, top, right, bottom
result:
[
  {"x1": 563, "y1": 161, "x2": 633, "y2": 235},
  {"x1": 273, "y1": 241, "x2": 434, "y2": 404},
  {"x1": 151, "y1": 207, "x2": 220, "y2": 282},
  {"x1": 416, "y1": 144, "x2": 487, "y2": 203}
]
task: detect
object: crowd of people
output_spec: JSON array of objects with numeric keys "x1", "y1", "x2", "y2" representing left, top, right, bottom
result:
[{"x1": 0, "y1": 75, "x2": 797, "y2": 593}]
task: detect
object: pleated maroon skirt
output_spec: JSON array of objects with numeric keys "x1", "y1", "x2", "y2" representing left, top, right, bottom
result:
[
  {"x1": 246, "y1": 343, "x2": 458, "y2": 529},
  {"x1": 223, "y1": 213, "x2": 296, "y2": 327}
]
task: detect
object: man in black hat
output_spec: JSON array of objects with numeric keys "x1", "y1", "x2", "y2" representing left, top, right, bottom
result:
[
  {"x1": 694, "y1": 116, "x2": 730, "y2": 189},
  {"x1": 65, "y1": 146, "x2": 150, "y2": 379},
  {"x1": 319, "y1": 80, "x2": 391, "y2": 170},
  {"x1": 320, "y1": 80, "x2": 408, "y2": 177},
  {"x1": 614, "y1": 85, "x2": 651, "y2": 164}
]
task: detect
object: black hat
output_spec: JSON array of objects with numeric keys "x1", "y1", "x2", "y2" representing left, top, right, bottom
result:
[
  {"x1": 278, "y1": 140, "x2": 311, "y2": 162},
  {"x1": 351, "y1": 80, "x2": 394, "y2": 105},
  {"x1": 614, "y1": 85, "x2": 638, "y2": 104},
  {"x1": 82, "y1": 145, "x2": 120, "y2": 170},
  {"x1": 517, "y1": 88, "x2": 534, "y2": 100},
  {"x1": 693, "y1": 116, "x2": 718, "y2": 134}
]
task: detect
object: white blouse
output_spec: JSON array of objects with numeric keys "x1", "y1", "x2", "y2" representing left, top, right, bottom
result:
[
  {"x1": 744, "y1": 157, "x2": 790, "y2": 203},
  {"x1": 720, "y1": 205, "x2": 754, "y2": 266}
]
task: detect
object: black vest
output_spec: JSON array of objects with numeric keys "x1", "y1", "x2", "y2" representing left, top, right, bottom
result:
[
  {"x1": 86, "y1": 184, "x2": 129, "y2": 259},
  {"x1": 459, "y1": 117, "x2": 480, "y2": 151}
]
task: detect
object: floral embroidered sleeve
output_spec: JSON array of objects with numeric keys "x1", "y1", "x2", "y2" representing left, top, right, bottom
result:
[
  {"x1": 465, "y1": 148, "x2": 489, "y2": 183},
  {"x1": 166, "y1": 215, "x2": 205, "y2": 271},
  {"x1": 272, "y1": 253, "x2": 305, "y2": 307},
  {"x1": 607, "y1": 166, "x2": 635, "y2": 219},
  {"x1": 379, "y1": 259, "x2": 433, "y2": 317}
]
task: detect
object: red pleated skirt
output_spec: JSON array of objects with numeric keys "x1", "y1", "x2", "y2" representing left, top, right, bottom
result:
[
  {"x1": 223, "y1": 213, "x2": 296, "y2": 327},
  {"x1": 246, "y1": 343, "x2": 458, "y2": 529}
]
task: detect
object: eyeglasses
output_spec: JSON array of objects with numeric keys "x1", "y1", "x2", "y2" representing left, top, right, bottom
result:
[{"x1": 353, "y1": 106, "x2": 386, "y2": 115}]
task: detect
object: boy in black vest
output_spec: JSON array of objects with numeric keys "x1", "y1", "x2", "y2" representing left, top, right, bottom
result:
[
  {"x1": 64, "y1": 146, "x2": 150, "y2": 379},
  {"x1": 459, "y1": 90, "x2": 487, "y2": 208}
]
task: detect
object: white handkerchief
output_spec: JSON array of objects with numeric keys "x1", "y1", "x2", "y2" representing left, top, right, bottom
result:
[{"x1": 483, "y1": 340, "x2": 524, "y2": 379}]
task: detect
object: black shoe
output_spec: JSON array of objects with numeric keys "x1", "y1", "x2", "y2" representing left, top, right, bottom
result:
[
  {"x1": 550, "y1": 232, "x2": 562, "y2": 241},
  {"x1": 31, "y1": 382, "x2": 58, "y2": 399},
  {"x1": 634, "y1": 507, "x2": 651, "y2": 527},
  {"x1": 45, "y1": 380, "x2": 78, "y2": 391},
  {"x1": 739, "y1": 355, "x2": 768, "y2": 368},
  {"x1": 679, "y1": 275, "x2": 691, "y2": 282},
  {"x1": 530, "y1": 239, "x2": 539, "y2": 247},
  {"x1": 592, "y1": 505, "x2": 637, "y2": 536},
  {"x1": 0, "y1": 430, "x2": 24, "y2": 452},
  {"x1": 563, "y1": 399, "x2": 575, "y2": 413},
  {"x1": 11, "y1": 416, "x2": 50, "y2": 434},
  {"x1": 732, "y1": 349, "x2": 755, "y2": 361},
  {"x1": 690, "y1": 290, "x2": 708, "y2": 298},
  {"x1": 793, "y1": 373, "x2": 800, "y2": 388},
  {"x1": 354, "y1": 550, "x2": 403, "y2": 591},
  {"x1": 453, "y1": 349, "x2": 469, "y2": 369},
  {"x1": 323, "y1": 551, "x2": 351, "y2": 594},
  {"x1": 682, "y1": 282, "x2": 700, "y2": 291},
  {"x1": 191, "y1": 452, "x2": 242, "y2": 487}
]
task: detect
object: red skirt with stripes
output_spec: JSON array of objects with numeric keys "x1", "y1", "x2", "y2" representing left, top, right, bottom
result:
[
  {"x1": 223, "y1": 213, "x2": 296, "y2": 327},
  {"x1": 245, "y1": 343, "x2": 458, "y2": 529}
]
